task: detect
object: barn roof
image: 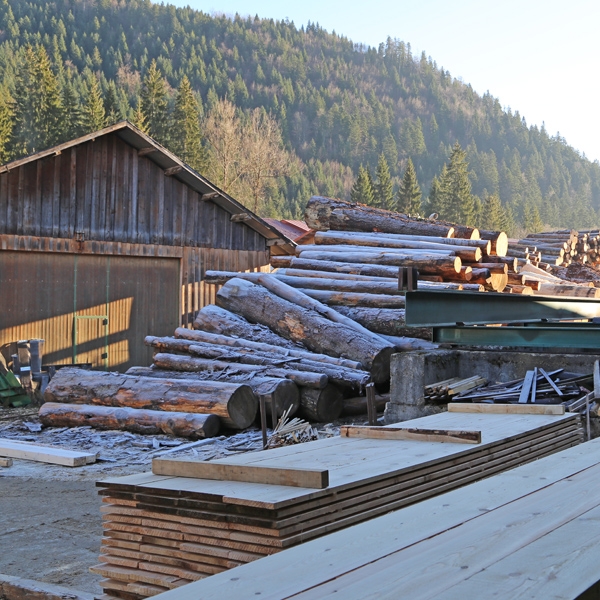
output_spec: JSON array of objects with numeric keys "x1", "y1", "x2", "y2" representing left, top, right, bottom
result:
[{"x1": 0, "y1": 121, "x2": 295, "y2": 253}]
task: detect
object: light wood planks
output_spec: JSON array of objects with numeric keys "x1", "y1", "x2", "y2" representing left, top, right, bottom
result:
[
  {"x1": 340, "y1": 425, "x2": 481, "y2": 444},
  {"x1": 148, "y1": 437, "x2": 600, "y2": 600},
  {"x1": 152, "y1": 459, "x2": 329, "y2": 489},
  {"x1": 448, "y1": 402, "x2": 565, "y2": 415},
  {"x1": 0, "y1": 437, "x2": 97, "y2": 467},
  {"x1": 94, "y1": 412, "x2": 582, "y2": 598}
]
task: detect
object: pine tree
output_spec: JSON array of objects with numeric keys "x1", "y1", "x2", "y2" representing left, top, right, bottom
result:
[
  {"x1": 61, "y1": 81, "x2": 81, "y2": 140},
  {"x1": 374, "y1": 153, "x2": 394, "y2": 210},
  {"x1": 350, "y1": 165, "x2": 374, "y2": 205},
  {"x1": 130, "y1": 100, "x2": 149, "y2": 134},
  {"x1": 437, "y1": 142, "x2": 476, "y2": 225},
  {"x1": 171, "y1": 76, "x2": 208, "y2": 172},
  {"x1": 0, "y1": 85, "x2": 14, "y2": 163},
  {"x1": 523, "y1": 203, "x2": 544, "y2": 233},
  {"x1": 140, "y1": 60, "x2": 169, "y2": 145},
  {"x1": 104, "y1": 80, "x2": 121, "y2": 125},
  {"x1": 80, "y1": 76, "x2": 106, "y2": 133},
  {"x1": 481, "y1": 194, "x2": 509, "y2": 231},
  {"x1": 12, "y1": 45, "x2": 63, "y2": 155},
  {"x1": 396, "y1": 158, "x2": 422, "y2": 215}
]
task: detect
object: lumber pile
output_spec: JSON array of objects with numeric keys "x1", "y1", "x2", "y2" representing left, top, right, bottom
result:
[
  {"x1": 146, "y1": 438, "x2": 600, "y2": 600},
  {"x1": 446, "y1": 367, "x2": 591, "y2": 406},
  {"x1": 92, "y1": 409, "x2": 582, "y2": 599}
]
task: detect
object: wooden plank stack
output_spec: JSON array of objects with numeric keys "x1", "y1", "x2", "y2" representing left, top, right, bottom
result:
[
  {"x1": 147, "y1": 436, "x2": 600, "y2": 600},
  {"x1": 91, "y1": 409, "x2": 583, "y2": 598}
]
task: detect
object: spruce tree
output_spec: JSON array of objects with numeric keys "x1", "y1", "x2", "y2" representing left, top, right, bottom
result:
[
  {"x1": 374, "y1": 153, "x2": 394, "y2": 210},
  {"x1": 61, "y1": 81, "x2": 81, "y2": 140},
  {"x1": 171, "y1": 76, "x2": 208, "y2": 172},
  {"x1": 12, "y1": 45, "x2": 63, "y2": 154},
  {"x1": 437, "y1": 142, "x2": 476, "y2": 225},
  {"x1": 482, "y1": 194, "x2": 509, "y2": 231},
  {"x1": 0, "y1": 85, "x2": 14, "y2": 163},
  {"x1": 396, "y1": 158, "x2": 421, "y2": 215},
  {"x1": 80, "y1": 76, "x2": 106, "y2": 133},
  {"x1": 523, "y1": 203, "x2": 544, "y2": 233},
  {"x1": 104, "y1": 81, "x2": 121, "y2": 125},
  {"x1": 350, "y1": 165, "x2": 374, "y2": 205},
  {"x1": 140, "y1": 60, "x2": 169, "y2": 145}
]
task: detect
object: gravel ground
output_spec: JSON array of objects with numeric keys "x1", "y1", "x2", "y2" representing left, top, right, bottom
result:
[{"x1": 0, "y1": 405, "x2": 362, "y2": 596}]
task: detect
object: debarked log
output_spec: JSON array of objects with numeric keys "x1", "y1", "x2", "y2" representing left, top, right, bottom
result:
[
  {"x1": 43, "y1": 367, "x2": 257, "y2": 430},
  {"x1": 39, "y1": 403, "x2": 220, "y2": 439}
]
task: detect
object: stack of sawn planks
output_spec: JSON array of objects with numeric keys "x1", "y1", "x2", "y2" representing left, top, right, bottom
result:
[
  {"x1": 91, "y1": 408, "x2": 583, "y2": 599},
  {"x1": 146, "y1": 434, "x2": 600, "y2": 600}
]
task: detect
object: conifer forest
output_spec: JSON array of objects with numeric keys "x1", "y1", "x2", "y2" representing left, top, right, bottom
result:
[{"x1": 1, "y1": 0, "x2": 599, "y2": 234}]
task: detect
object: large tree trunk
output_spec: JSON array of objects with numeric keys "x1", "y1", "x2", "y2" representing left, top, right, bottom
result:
[
  {"x1": 304, "y1": 196, "x2": 456, "y2": 237},
  {"x1": 126, "y1": 367, "x2": 300, "y2": 419},
  {"x1": 298, "y1": 385, "x2": 343, "y2": 422},
  {"x1": 44, "y1": 367, "x2": 257, "y2": 430},
  {"x1": 311, "y1": 234, "x2": 483, "y2": 261},
  {"x1": 39, "y1": 403, "x2": 220, "y2": 439},
  {"x1": 153, "y1": 352, "x2": 328, "y2": 389},
  {"x1": 296, "y1": 250, "x2": 462, "y2": 275},
  {"x1": 145, "y1": 336, "x2": 370, "y2": 391},
  {"x1": 333, "y1": 306, "x2": 432, "y2": 340},
  {"x1": 298, "y1": 243, "x2": 457, "y2": 258},
  {"x1": 477, "y1": 229, "x2": 509, "y2": 256},
  {"x1": 193, "y1": 305, "x2": 301, "y2": 349},
  {"x1": 216, "y1": 278, "x2": 395, "y2": 383},
  {"x1": 341, "y1": 393, "x2": 389, "y2": 416},
  {"x1": 270, "y1": 257, "x2": 402, "y2": 278},
  {"x1": 295, "y1": 288, "x2": 407, "y2": 308},
  {"x1": 314, "y1": 230, "x2": 492, "y2": 254},
  {"x1": 204, "y1": 270, "x2": 405, "y2": 296}
]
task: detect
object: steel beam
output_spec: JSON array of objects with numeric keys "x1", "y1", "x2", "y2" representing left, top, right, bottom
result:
[
  {"x1": 405, "y1": 290, "x2": 600, "y2": 326},
  {"x1": 433, "y1": 325, "x2": 600, "y2": 349}
]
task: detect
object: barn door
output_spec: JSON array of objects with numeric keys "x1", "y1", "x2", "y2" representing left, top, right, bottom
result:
[{"x1": 72, "y1": 255, "x2": 109, "y2": 369}]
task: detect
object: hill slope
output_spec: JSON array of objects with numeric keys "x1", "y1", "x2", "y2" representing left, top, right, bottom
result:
[{"x1": 0, "y1": 0, "x2": 599, "y2": 230}]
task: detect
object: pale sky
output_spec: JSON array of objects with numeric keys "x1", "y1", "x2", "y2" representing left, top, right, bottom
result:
[{"x1": 162, "y1": 0, "x2": 600, "y2": 162}]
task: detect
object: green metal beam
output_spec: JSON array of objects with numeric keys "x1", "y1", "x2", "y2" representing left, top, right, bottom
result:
[
  {"x1": 405, "y1": 290, "x2": 600, "y2": 326},
  {"x1": 433, "y1": 325, "x2": 600, "y2": 349}
]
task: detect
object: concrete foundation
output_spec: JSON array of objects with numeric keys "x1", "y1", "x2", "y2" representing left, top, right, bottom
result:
[{"x1": 385, "y1": 348, "x2": 600, "y2": 423}]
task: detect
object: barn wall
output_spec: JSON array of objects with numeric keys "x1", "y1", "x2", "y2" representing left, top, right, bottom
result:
[
  {"x1": 0, "y1": 133, "x2": 268, "y2": 252},
  {"x1": 0, "y1": 250, "x2": 180, "y2": 371}
]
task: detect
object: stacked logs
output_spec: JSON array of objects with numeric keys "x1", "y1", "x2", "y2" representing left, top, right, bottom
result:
[{"x1": 300, "y1": 197, "x2": 510, "y2": 293}]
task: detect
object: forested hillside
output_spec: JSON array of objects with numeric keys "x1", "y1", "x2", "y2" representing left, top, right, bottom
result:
[{"x1": 1, "y1": 0, "x2": 599, "y2": 233}]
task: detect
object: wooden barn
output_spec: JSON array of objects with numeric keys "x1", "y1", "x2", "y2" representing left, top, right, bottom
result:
[{"x1": 0, "y1": 121, "x2": 293, "y2": 371}]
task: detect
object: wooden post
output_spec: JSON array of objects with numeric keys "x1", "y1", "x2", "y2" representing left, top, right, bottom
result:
[
  {"x1": 259, "y1": 395, "x2": 268, "y2": 449},
  {"x1": 366, "y1": 382, "x2": 377, "y2": 426}
]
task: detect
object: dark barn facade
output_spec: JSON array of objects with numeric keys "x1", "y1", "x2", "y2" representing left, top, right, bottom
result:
[{"x1": 0, "y1": 122, "x2": 292, "y2": 371}]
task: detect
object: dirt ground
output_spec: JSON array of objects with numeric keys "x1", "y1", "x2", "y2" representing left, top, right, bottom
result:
[{"x1": 0, "y1": 406, "x2": 360, "y2": 596}]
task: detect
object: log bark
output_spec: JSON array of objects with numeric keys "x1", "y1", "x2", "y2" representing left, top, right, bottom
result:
[
  {"x1": 204, "y1": 270, "x2": 404, "y2": 296},
  {"x1": 378, "y1": 334, "x2": 439, "y2": 351},
  {"x1": 39, "y1": 402, "x2": 220, "y2": 439},
  {"x1": 298, "y1": 385, "x2": 343, "y2": 422},
  {"x1": 295, "y1": 288, "x2": 406, "y2": 309},
  {"x1": 333, "y1": 306, "x2": 432, "y2": 340},
  {"x1": 193, "y1": 305, "x2": 301, "y2": 349},
  {"x1": 469, "y1": 268, "x2": 492, "y2": 285},
  {"x1": 277, "y1": 268, "x2": 396, "y2": 284},
  {"x1": 297, "y1": 250, "x2": 462, "y2": 274},
  {"x1": 153, "y1": 352, "x2": 328, "y2": 389},
  {"x1": 44, "y1": 367, "x2": 257, "y2": 430},
  {"x1": 505, "y1": 285, "x2": 534, "y2": 295},
  {"x1": 534, "y1": 283, "x2": 600, "y2": 298},
  {"x1": 174, "y1": 327, "x2": 362, "y2": 370},
  {"x1": 483, "y1": 255, "x2": 518, "y2": 271},
  {"x1": 341, "y1": 393, "x2": 388, "y2": 416},
  {"x1": 216, "y1": 278, "x2": 394, "y2": 383},
  {"x1": 125, "y1": 367, "x2": 299, "y2": 419},
  {"x1": 298, "y1": 244, "x2": 456, "y2": 257},
  {"x1": 304, "y1": 196, "x2": 455, "y2": 237},
  {"x1": 464, "y1": 262, "x2": 508, "y2": 275},
  {"x1": 312, "y1": 233, "x2": 482, "y2": 261},
  {"x1": 271, "y1": 257, "x2": 402, "y2": 278}
]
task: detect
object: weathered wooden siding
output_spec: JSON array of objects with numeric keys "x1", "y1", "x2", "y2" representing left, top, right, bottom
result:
[
  {"x1": 0, "y1": 251, "x2": 180, "y2": 370},
  {"x1": 0, "y1": 134, "x2": 267, "y2": 252}
]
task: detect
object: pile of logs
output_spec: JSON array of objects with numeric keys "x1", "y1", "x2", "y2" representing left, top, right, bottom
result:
[{"x1": 509, "y1": 229, "x2": 600, "y2": 269}]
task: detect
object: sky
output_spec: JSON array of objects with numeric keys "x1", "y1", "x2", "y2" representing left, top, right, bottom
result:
[{"x1": 162, "y1": 0, "x2": 600, "y2": 162}]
